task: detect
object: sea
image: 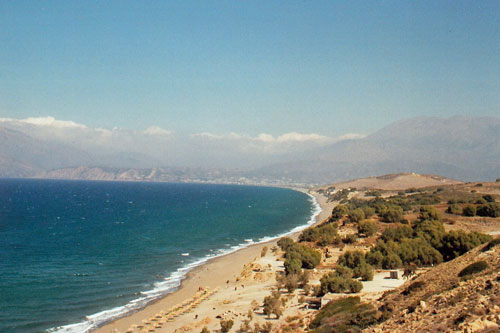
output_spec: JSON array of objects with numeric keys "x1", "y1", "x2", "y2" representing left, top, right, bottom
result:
[{"x1": 0, "y1": 179, "x2": 319, "y2": 333}]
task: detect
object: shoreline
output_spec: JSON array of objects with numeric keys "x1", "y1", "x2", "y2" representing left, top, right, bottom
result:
[{"x1": 84, "y1": 188, "x2": 334, "y2": 332}]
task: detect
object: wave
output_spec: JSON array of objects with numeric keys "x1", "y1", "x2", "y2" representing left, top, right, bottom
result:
[{"x1": 48, "y1": 190, "x2": 321, "y2": 333}]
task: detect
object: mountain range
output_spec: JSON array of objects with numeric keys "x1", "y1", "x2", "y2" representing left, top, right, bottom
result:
[{"x1": 1, "y1": 116, "x2": 499, "y2": 184}]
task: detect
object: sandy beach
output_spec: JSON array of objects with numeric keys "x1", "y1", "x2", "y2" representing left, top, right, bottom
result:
[{"x1": 95, "y1": 189, "x2": 334, "y2": 333}]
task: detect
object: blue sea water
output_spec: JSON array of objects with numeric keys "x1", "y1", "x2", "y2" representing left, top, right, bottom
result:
[{"x1": 0, "y1": 179, "x2": 318, "y2": 333}]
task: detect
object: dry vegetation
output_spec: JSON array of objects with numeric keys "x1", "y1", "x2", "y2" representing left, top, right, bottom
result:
[{"x1": 254, "y1": 177, "x2": 500, "y2": 332}]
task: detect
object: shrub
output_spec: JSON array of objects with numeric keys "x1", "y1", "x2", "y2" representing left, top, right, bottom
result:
[
  {"x1": 413, "y1": 219, "x2": 446, "y2": 249},
  {"x1": 476, "y1": 203, "x2": 500, "y2": 217},
  {"x1": 299, "y1": 223, "x2": 340, "y2": 246},
  {"x1": 278, "y1": 237, "x2": 294, "y2": 251},
  {"x1": 366, "y1": 190, "x2": 382, "y2": 197},
  {"x1": 284, "y1": 258, "x2": 302, "y2": 275},
  {"x1": 354, "y1": 262, "x2": 374, "y2": 281},
  {"x1": 401, "y1": 281, "x2": 425, "y2": 295},
  {"x1": 482, "y1": 195, "x2": 495, "y2": 203},
  {"x1": 365, "y1": 250, "x2": 384, "y2": 268},
  {"x1": 380, "y1": 206, "x2": 404, "y2": 223},
  {"x1": 263, "y1": 291, "x2": 284, "y2": 318},
  {"x1": 261, "y1": 246, "x2": 268, "y2": 257},
  {"x1": 496, "y1": 178, "x2": 500, "y2": 182},
  {"x1": 446, "y1": 204, "x2": 462, "y2": 215},
  {"x1": 381, "y1": 225, "x2": 413, "y2": 242},
  {"x1": 382, "y1": 252, "x2": 403, "y2": 269},
  {"x1": 397, "y1": 238, "x2": 443, "y2": 266},
  {"x1": 440, "y1": 230, "x2": 492, "y2": 260},
  {"x1": 331, "y1": 204, "x2": 349, "y2": 221},
  {"x1": 342, "y1": 234, "x2": 358, "y2": 244},
  {"x1": 458, "y1": 261, "x2": 488, "y2": 277},
  {"x1": 318, "y1": 265, "x2": 363, "y2": 295},
  {"x1": 358, "y1": 220, "x2": 377, "y2": 237},
  {"x1": 285, "y1": 274, "x2": 300, "y2": 293},
  {"x1": 462, "y1": 205, "x2": 476, "y2": 217},
  {"x1": 418, "y1": 206, "x2": 441, "y2": 221},
  {"x1": 362, "y1": 206, "x2": 376, "y2": 218},
  {"x1": 201, "y1": 327, "x2": 210, "y2": 333},
  {"x1": 309, "y1": 297, "x2": 379, "y2": 332},
  {"x1": 482, "y1": 238, "x2": 500, "y2": 252},
  {"x1": 338, "y1": 251, "x2": 365, "y2": 268},
  {"x1": 348, "y1": 208, "x2": 365, "y2": 223},
  {"x1": 220, "y1": 319, "x2": 234, "y2": 333},
  {"x1": 285, "y1": 243, "x2": 321, "y2": 269}
]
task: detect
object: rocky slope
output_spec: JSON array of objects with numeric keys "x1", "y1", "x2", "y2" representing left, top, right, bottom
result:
[{"x1": 364, "y1": 242, "x2": 500, "y2": 332}]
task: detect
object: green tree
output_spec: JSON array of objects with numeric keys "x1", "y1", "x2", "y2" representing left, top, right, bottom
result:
[
  {"x1": 418, "y1": 206, "x2": 441, "y2": 221},
  {"x1": 381, "y1": 225, "x2": 413, "y2": 242},
  {"x1": 338, "y1": 250, "x2": 366, "y2": 270},
  {"x1": 382, "y1": 252, "x2": 403, "y2": 269},
  {"x1": 284, "y1": 258, "x2": 302, "y2": 275},
  {"x1": 354, "y1": 262, "x2": 374, "y2": 281},
  {"x1": 380, "y1": 206, "x2": 404, "y2": 223},
  {"x1": 365, "y1": 250, "x2": 384, "y2": 268},
  {"x1": 462, "y1": 205, "x2": 476, "y2": 217},
  {"x1": 446, "y1": 204, "x2": 462, "y2": 215},
  {"x1": 319, "y1": 266, "x2": 363, "y2": 295},
  {"x1": 331, "y1": 204, "x2": 348, "y2": 221},
  {"x1": 358, "y1": 220, "x2": 377, "y2": 237},
  {"x1": 413, "y1": 219, "x2": 445, "y2": 249},
  {"x1": 440, "y1": 230, "x2": 492, "y2": 260},
  {"x1": 348, "y1": 208, "x2": 365, "y2": 223},
  {"x1": 362, "y1": 206, "x2": 376, "y2": 218},
  {"x1": 277, "y1": 237, "x2": 294, "y2": 251},
  {"x1": 476, "y1": 203, "x2": 500, "y2": 217}
]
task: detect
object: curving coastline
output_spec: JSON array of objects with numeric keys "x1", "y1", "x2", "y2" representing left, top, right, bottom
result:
[{"x1": 55, "y1": 189, "x2": 331, "y2": 333}]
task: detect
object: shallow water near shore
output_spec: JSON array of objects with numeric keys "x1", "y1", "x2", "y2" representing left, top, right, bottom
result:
[{"x1": 0, "y1": 179, "x2": 318, "y2": 332}]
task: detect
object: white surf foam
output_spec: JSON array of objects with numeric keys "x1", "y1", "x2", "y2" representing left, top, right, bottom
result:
[{"x1": 49, "y1": 190, "x2": 321, "y2": 333}]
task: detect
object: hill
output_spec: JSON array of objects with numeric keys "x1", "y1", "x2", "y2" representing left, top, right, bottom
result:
[
  {"x1": 320, "y1": 173, "x2": 461, "y2": 191},
  {"x1": 364, "y1": 242, "x2": 500, "y2": 332}
]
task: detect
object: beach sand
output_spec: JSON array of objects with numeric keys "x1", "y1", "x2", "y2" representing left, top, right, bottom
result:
[{"x1": 95, "y1": 190, "x2": 334, "y2": 333}]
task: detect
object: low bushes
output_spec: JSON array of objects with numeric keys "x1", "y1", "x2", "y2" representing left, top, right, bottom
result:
[
  {"x1": 462, "y1": 205, "x2": 476, "y2": 217},
  {"x1": 482, "y1": 238, "x2": 500, "y2": 252},
  {"x1": 358, "y1": 220, "x2": 377, "y2": 237},
  {"x1": 299, "y1": 223, "x2": 341, "y2": 246},
  {"x1": 338, "y1": 250, "x2": 374, "y2": 281},
  {"x1": 458, "y1": 261, "x2": 488, "y2": 277},
  {"x1": 476, "y1": 203, "x2": 500, "y2": 217},
  {"x1": 318, "y1": 266, "x2": 363, "y2": 295},
  {"x1": 309, "y1": 297, "x2": 379, "y2": 333},
  {"x1": 440, "y1": 231, "x2": 492, "y2": 260},
  {"x1": 279, "y1": 238, "x2": 321, "y2": 273}
]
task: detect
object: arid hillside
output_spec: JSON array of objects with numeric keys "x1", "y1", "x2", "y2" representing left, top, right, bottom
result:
[
  {"x1": 365, "y1": 242, "x2": 500, "y2": 333},
  {"x1": 320, "y1": 173, "x2": 461, "y2": 191}
]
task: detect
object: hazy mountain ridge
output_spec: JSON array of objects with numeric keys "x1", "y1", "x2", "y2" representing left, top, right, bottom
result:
[
  {"x1": 1, "y1": 116, "x2": 499, "y2": 184},
  {"x1": 254, "y1": 116, "x2": 500, "y2": 183}
]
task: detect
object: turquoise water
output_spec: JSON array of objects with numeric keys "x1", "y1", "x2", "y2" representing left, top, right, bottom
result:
[{"x1": 0, "y1": 179, "x2": 318, "y2": 332}]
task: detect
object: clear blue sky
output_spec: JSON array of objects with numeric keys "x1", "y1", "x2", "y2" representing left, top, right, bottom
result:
[{"x1": 1, "y1": 1, "x2": 499, "y2": 136}]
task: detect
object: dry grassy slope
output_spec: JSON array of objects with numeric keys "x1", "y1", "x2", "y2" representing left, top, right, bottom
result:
[
  {"x1": 364, "y1": 243, "x2": 500, "y2": 333},
  {"x1": 321, "y1": 173, "x2": 461, "y2": 191}
]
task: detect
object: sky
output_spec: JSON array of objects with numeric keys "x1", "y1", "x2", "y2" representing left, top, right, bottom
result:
[{"x1": 1, "y1": 1, "x2": 499, "y2": 138}]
